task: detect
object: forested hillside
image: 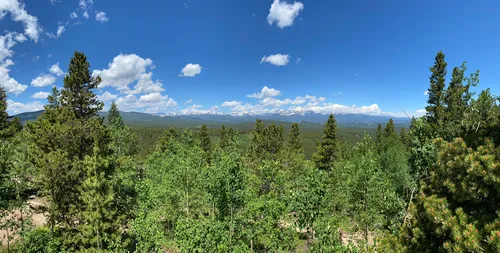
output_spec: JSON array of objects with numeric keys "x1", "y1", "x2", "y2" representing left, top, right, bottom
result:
[{"x1": 1, "y1": 51, "x2": 499, "y2": 252}]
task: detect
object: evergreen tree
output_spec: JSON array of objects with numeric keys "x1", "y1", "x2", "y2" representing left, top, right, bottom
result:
[
  {"x1": 384, "y1": 118, "x2": 395, "y2": 138},
  {"x1": 199, "y1": 124, "x2": 211, "y2": 163},
  {"x1": 0, "y1": 87, "x2": 22, "y2": 139},
  {"x1": 287, "y1": 123, "x2": 302, "y2": 153},
  {"x1": 312, "y1": 114, "x2": 339, "y2": 170},
  {"x1": 219, "y1": 125, "x2": 228, "y2": 149},
  {"x1": 61, "y1": 51, "x2": 103, "y2": 120},
  {"x1": 0, "y1": 87, "x2": 8, "y2": 131},
  {"x1": 376, "y1": 123, "x2": 383, "y2": 142},
  {"x1": 157, "y1": 127, "x2": 178, "y2": 152},
  {"x1": 47, "y1": 86, "x2": 61, "y2": 110},
  {"x1": 78, "y1": 143, "x2": 122, "y2": 251},
  {"x1": 425, "y1": 51, "x2": 448, "y2": 127},
  {"x1": 108, "y1": 101, "x2": 124, "y2": 129}
]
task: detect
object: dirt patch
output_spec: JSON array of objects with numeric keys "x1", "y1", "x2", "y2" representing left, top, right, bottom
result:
[{"x1": 0, "y1": 196, "x2": 48, "y2": 248}]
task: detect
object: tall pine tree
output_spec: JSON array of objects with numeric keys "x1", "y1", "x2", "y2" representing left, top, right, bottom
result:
[
  {"x1": 108, "y1": 101, "x2": 124, "y2": 128},
  {"x1": 61, "y1": 51, "x2": 103, "y2": 119},
  {"x1": 199, "y1": 124, "x2": 211, "y2": 163},
  {"x1": 384, "y1": 118, "x2": 395, "y2": 138},
  {"x1": 287, "y1": 123, "x2": 303, "y2": 153},
  {"x1": 312, "y1": 114, "x2": 339, "y2": 170},
  {"x1": 425, "y1": 51, "x2": 448, "y2": 127}
]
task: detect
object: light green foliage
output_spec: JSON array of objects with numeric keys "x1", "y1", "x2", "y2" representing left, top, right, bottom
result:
[
  {"x1": 312, "y1": 114, "x2": 339, "y2": 170},
  {"x1": 349, "y1": 135, "x2": 404, "y2": 240},
  {"x1": 77, "y1": 144, "x2": 123, "y2": 251},
  {"x1": 381, "y1": 138, "x2": 500, "y2": 252}
]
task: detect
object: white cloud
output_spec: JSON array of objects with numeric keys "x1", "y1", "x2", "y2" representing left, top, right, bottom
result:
[
  {"x1": 14, "y1": 33, "x2": 26, "y2": 42},
  {"x1": 31, "y1": 91, "x2": 51, "y2": 99},
  {"x1": 49, "y1": 63, "x2": 64, "y2": 76},
  {"x1": 97, "y1": 91, "x2": 118, "y2": 102},
  {"x1": 70, "y1": 12, "x2": 78, "y2": 19},
  {"x1": 247, "y1": 86, "x2": 281, "y2": 99},
  {"x1": 0, "y1": 32, "x2": 28, "y2": 95},
  {"x1": 116, "y1": 93, "x2": 177, "y2": 112},
  {"x1": 33, "y1": 55, "x2": 39, "y2": 62},
  {"x1": 185, "y1": 99, "x2": 193, "y2": 104},
  {"x1": 180, "y1": 104, "x2": 221, "y2": 115},
  {"x1": 93, "y1": 54, "x2": 164, "y2": 94},
  {"x1": 179, "y1": 63, "x2": 202, "y2": 77},
  {"x1": 6, "y1": 99, "x2": 44, "y2": 114},
  {"x1": 296, "y1": 57, "x2": 302, "y2": 64},
  {"x1": 424, "y1": 90, "x2": 429, "y2": 95},
  {"x1": 31, "y1": 74, "x2": 56, "y2": 87},
  {"x1": 260, "y1": 54, "x2": 290, "y2": 66},
  {"x1": 0, "y1": 65, "x2": 28, "y2": 95},
  {"x1": 83, "y1": 11, "x2": 89, "y2": 19},
  {"x1": 56, "y1": 25, "x2": 65, "y2": 37},
  {"x1": 95, "y1": 11, "x2": 108, "y2": 23},
  {"x1": 416, "y1": 109, "x2": 426, "y2": 113},
  {"x1": 221, "y1": 100, "x2": 242, "y2": 107},
  {"x1": 267, "y1": 0, "x2": 304, "y2": 28},
  {"x1": 0, "y1": 0, "x2": 42, "y2": 42}
]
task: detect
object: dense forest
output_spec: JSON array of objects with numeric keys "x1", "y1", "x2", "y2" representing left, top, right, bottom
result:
[{"x1": 1, "y1": 51, "x2": 499, "y2": 252}]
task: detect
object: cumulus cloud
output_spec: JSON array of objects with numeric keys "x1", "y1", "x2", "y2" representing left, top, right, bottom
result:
[
  {"x1": 97, "y1": 91, "x2": 118, "y2": 103},
  {"x1": 95, "y1": 11, "x2": 108, "y2": 23},
  {"x1": 50, "y1": 63, "x2": 64, "y2": 76},
  {"x1": 247, "y1": 86, "x2": 281, "y2": 99},
  {"x1": 260, "y1": 54, "x2": 290, "y2": 66},
  {"x1": 7, "y1": 99, "x2": 44, "y2": 114},
  {"x1": 424, "y1": 90, "x2": 429, "y2": 95},
  {"x1": 179, "y1": 63, "x2": 202, "y2": 77},
  {"x1": 31, "y1": 91, "x2": 51, "y2": 99},
  {"x1": 93, "y1": 54, "x2": 164, "y2": 94},
  {"x1": 221, "y1": 100, "x2": 242, "y2": 107},
  {"x1": 70, "y1": 12, "x2": 78, "y2": 19},
  {"x1": 0, "y1": 32, "x2": 28, "y2": 95},
  {"x1": 416, "y1": 109, "x2": 426, "y2": 113},
  {"x1": 31, "y1": 74, "x2": 56, "y2": 87},
  {"x1": 0, "y1": 65, "x2": 28, "y2": 95},
  {"x1": 83, "y1": 11, "x2": 89, "y2": 19},
  {"x1": 116, "y1": 93, "x2": 177, "y2": 112},
  {"x1": 0, "y1": 0, "x2": 42, "y2": 42},
  {"x1": 267, "y1": 0, "x2": 304, "y2": 28}
]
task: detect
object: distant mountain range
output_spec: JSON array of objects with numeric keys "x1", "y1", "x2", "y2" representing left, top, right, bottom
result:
[{"x1": 10, "y1": 110, "x2": 411, "y2": 129}]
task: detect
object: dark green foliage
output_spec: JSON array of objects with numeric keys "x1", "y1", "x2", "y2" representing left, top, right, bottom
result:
[
  {"x1": 0, "y1": 87, "x2": 8, "y2": 132},
  {"x1": 199, "y1": 124, "x2": 212, "y2": 163},
  {"x1": 384, "y1": 118, "x2": 395, "y2": 138},
  {"x1": 287, "y1": 123, "x2": 302, "y2": 153},
  {"x1": 426, "y1": 51, "x2": 448, "y2": 127},
  {"x1": 61, "y1": 51, "x2": 103, "y2": 119},
  {"x1": 108, "y1": 101, "x2": 124, "y2": 129},
  {"x1": 0, "y1": 87, "x2": 22, "y2": 139},
  {"x1": 376, "y1": 123, "x2": 383, "y2": 142},
  {"x1": 312, "y1": 114, "x2": 339, "y2": 170}
]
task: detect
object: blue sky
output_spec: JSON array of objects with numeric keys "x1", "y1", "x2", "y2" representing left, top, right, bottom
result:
[{"x1": 1, "y1": 0, "x2": 499, "y2": 116}]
